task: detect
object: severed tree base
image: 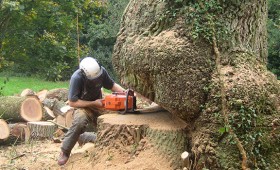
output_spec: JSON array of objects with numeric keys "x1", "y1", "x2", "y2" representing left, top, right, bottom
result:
[{"x1": 94, "y1": 111, "x2": 189, "y2": 169}]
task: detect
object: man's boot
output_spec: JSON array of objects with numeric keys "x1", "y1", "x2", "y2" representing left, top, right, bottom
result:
[{"x1": 57, "y1": 151, "x2": 70, "y2": 166}]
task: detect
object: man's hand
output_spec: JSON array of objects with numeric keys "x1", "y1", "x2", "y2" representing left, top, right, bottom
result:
[{"x1": 93, "y1": 99, "x2": 103, "y2": 108}]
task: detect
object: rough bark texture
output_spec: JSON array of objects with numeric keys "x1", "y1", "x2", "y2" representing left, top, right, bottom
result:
[
  {"x1": 45, "y1": 88, "x2": 68, "y2": 102},
  {"x1": 27, "y1": 121, "x2": 56, "y2": 140},
  {"x1": 112, "y1": 0, "x2": 280, "y2": 169},
  {"x1": 113, "y1": 0, "x2": 213, "y2": 120}
]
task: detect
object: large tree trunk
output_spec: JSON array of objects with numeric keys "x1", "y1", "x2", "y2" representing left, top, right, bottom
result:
[{"x1": 112, "y1": 0, "x2": 279, "y2": 169}]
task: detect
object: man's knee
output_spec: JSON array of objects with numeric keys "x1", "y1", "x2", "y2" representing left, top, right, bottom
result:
[{"x1": 72, "y1": 109, "x2": 89, "y2": 129}]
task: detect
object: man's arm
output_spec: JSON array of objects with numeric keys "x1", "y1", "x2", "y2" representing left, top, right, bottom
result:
[
  {"x1": 111, "y1": 83, "x2": 125, "y2": 92},
  {"x1": 68, "y1": 99, "x2": 103, "y2": 108}
]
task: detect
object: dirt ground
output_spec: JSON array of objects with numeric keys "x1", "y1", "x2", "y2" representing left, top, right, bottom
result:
[{"x1": 0, "y1": 138, "x2": 172, "y2": 170}]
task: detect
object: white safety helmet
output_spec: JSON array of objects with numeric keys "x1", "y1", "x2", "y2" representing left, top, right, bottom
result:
[{"x1": 79, "y1": 57, "x2": 102, "y2": 80}]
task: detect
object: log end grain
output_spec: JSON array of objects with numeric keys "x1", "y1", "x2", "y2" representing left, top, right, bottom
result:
[
  {"x1": 20, "y1": 97, "x2": 43, "y2": 122},
  {"x1": 0, "y1": 119, "x2": 10, "y2": 140}
]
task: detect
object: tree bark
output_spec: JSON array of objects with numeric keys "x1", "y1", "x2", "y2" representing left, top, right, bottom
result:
[
  {"x1": 45, "y1": 88, "x2": 68, "y2": 102},
  {"x1": 112, "y1": 0, "x2": 279, "y2": 169},
  {"x1": 27, "y1": 121, "x2": 57, "y2": 139}
]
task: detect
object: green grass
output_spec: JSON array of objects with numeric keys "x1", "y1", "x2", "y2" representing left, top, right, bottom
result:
[{"x1": 0, "y1": 76, "x2": 69, "y2": 96}]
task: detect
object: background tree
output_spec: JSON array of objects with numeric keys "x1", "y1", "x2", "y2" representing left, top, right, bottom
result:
[
  {"x1": 86, "y1": 0, "x2": 129, "y2": 79},
  {"x1": 0, "y1": 0, "x2": 105, "y2": 81},
  {"x1": 267, "y1": 0, "x2": 280, "y2": 79}
]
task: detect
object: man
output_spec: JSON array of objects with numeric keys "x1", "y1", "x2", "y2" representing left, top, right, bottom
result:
[{"x1": 58, "y1": 57, "x2": 125, "y2": 165}]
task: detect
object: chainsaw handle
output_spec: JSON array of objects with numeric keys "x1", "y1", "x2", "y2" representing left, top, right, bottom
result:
[{"x1": 101, "y1": 99, "x2": 105, "y2": 108}]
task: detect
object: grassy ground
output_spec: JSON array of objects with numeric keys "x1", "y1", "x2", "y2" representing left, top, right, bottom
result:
[{"x1": 0, "y1": 76, "x2": 69, "y2": 96}]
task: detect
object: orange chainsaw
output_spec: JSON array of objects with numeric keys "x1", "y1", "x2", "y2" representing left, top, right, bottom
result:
[{"x1": 101, "y1": 89, "x2": 137, "y2": 114}]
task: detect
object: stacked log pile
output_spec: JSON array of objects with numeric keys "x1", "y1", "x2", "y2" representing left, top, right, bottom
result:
[{"x1": 0, "y1": 88, "x2": 74, "y2": 144}]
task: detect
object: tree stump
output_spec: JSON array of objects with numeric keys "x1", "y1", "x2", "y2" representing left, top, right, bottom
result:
[
  {"x1": 95, "y1": 111, "x2": 189, "y2": 169},
  {"x1": 0, "y1": 119, "x2": 10, "y2": 140},
  {"x1": 0, "y1": 96, "x2": 43, "y2": 122},
  {"x1": 27, "y1": 121, "x2": 57, "y2": 139}
]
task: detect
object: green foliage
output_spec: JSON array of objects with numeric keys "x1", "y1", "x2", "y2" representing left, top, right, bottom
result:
[
  {"x1": 0, "y1": 77, "x2": 9, "y2": 96},
  {"x1": 226, "y1": 99, "x2": 271, "y2": 169},
  {"x1": 0, "y1": 0, "x2": 105, "y2": 81},
  {"x1": 267, "y1": 0, "x2": 280, "y2": 79},
  {"x1": 86, "y1": 0, "x2": 129, "y2": 79},
  {"x1": 159, "y1": 0, "x2": 229, "y2": 45}
]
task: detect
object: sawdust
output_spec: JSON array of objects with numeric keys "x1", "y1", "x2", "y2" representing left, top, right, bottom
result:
[{"x1": 0, "y1": 138, "x2": 173, "y2": 170}]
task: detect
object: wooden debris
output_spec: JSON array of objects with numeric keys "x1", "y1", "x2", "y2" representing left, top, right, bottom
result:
[
  {"x1": 45, "y1": 88, "x2": 68, "y2": 102},
  {"x1": 36, "y1": 89, "x2": 48, "y2": 102},
  {"x1": 20, "y1": 89, "x2": 35, "y2": 97},
  {"x1": 181, "y1": 151, "x2": 190, "y2": 169}
]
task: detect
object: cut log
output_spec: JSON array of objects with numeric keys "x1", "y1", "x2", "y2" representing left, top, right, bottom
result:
[
  {"x1": 45, "y1": 88, "x2": 68, "y2": 102},
  {"x1": 27, "y1": 121, "x2": 57, "y2": 139},
  {"x1": 60, "y1": 105, "x2": 73, "y2": 114},
  {"x1": 42, "y1": 98, "x2": 67, "y2": 117},
  {"x1": 65, "y1": 109, "x2": 74, "y2": 128},
  {"x1": 9, "y1": 123, "x2": 31, "y2": 143},
  {"x1": 20, "y1": 89, "x2": 35, "y2": 97},
  {"x1": 54, "y1": 115, "x2": 67, "y2": 128},
  {"x1": 0, "y1": 96, "x2": 43, "y2": 122},
  {"x1": 36, "y1": 89, "x2": 48, "y2": 102},
  {"x1": 0, "y1": 119, "x2": 10, "y2": 140},
  {"x1": 42, "y1": 106, "x2": 55, "y2": 120},
  {"x1": 95, "y1": 111, "x2": 189, "y2": 169}
]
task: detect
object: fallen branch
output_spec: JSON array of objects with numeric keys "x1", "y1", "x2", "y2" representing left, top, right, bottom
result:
[{"x1": 11, "y1": 153, "x2": 26, "y2": 160}]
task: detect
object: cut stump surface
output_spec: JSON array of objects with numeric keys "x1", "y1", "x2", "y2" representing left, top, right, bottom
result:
[{"x1": 95, "y1": 111, "x2": 189, "y2": 169}]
